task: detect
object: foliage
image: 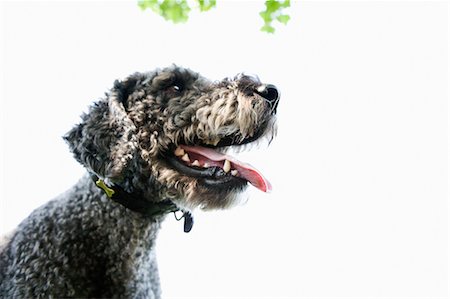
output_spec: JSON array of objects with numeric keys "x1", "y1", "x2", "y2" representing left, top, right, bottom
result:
[
  {"x1": 259, "y1": 0, "x2": 290, "y2": 33},
  {"x1": 138, "y1": 0, "x2": 290, "y2": 33}
]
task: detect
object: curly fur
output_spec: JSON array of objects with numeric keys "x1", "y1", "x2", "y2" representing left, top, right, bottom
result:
[{"x1": 0, "y1": 65, "x2": 278, "y2": 298}]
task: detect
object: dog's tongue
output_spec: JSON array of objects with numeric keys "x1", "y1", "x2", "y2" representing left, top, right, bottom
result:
[{"x1": 180, "y1": 145, "x2": 272, "y2": 193}]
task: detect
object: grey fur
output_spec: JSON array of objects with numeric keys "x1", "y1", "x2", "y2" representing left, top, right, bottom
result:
[{"x1": 0, "y1": 65, "x2": 278, "y2": 298}]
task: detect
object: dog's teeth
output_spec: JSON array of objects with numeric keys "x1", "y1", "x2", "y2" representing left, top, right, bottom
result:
[
  {"x1": 192, "y1": 160, "x2": 200, "y2": 167},
  {"x1": 181, "y1": 153, "x2": 190, "y2": 162},
  {"x1": 231, "y1": 169, "x2": 238, "y2": 176},
  {"x1": 203, "y1": 163, "x2": 210, "y2": 168},
  {"x1": 223, "y1": 160, "x2": 231, "y2": 173},
  {"x1": 174, "y1": 147, "x2": 185, "y2": 157}
]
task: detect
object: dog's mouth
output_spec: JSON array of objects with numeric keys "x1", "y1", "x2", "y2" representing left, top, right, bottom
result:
[{"x1": 165, "y1": 139, "x2": 272, "y2": 193}]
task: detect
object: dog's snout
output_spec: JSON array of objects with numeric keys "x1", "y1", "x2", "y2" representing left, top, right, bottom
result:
[{"x1": 256, "y1": 84, "x2": 280, "y2": 110}]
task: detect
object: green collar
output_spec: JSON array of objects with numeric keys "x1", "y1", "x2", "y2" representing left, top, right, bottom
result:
[{"x1": 91, "y1": 174, "x2": 193, "y2": 233}]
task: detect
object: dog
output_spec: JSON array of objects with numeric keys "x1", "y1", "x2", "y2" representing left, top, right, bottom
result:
[{"x1": 0, "y1": 65, "x2": 279, "y2": 298}]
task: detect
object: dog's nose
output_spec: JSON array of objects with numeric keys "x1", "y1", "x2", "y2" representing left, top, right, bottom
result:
[{"x1": 256, "y1": 84, "x2": 280, "y2": 110}]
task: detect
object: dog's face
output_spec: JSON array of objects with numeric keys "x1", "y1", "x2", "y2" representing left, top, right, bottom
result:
[{"x1": 66, "y1": 66, "x2": 279, "y2": 210}]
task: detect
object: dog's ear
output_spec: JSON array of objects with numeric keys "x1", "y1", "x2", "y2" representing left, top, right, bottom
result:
[{"x1": 64, "y1": 75, "x2": 141, "y2": 180}]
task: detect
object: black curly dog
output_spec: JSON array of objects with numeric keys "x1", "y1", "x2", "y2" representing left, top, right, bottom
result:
[{"x1": 0, "y1": 65, "x2": 279, "y2": 298}]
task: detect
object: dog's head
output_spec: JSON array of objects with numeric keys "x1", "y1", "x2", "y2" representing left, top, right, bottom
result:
[{"x1": 65, "y1": 65, "x2": 279, "y2": 210}]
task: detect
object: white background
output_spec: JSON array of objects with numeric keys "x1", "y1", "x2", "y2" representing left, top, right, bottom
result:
[{"x1": 0, "y1": 1, "x2": 448, "y2": 298}]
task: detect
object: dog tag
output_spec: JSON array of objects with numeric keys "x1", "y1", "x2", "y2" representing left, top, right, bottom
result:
[{"x1": 183, "y1": 212, "x2": 194, "y2": 233}]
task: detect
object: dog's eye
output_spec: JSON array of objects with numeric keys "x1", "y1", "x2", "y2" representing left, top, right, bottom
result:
[{"x1": 166, "y1": 84, "x2": 183, "y2": 96}]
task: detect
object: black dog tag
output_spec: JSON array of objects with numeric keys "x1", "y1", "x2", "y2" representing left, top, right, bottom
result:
[{"x1": 183, "y1": 212, "x2": 194, "y2": 233}]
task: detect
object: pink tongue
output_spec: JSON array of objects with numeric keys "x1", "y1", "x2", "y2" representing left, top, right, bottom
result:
[{"x1": 180, "y1": 145, "x2": 272, "y2": 193}]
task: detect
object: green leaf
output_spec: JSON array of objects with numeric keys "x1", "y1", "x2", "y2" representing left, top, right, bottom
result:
[
  {"x1": 140, "y1": 0, "x2": 190, "y2": 23},
  {"x1": 138, "y1": 0, "x2": 159, "y2": 11},
  {"x1": 168, "y1": 1, "x2": 190, "y2": 23},
  {"x1": 197, "y1": 0, "x2": 216, "y2": 12},
  {"x1": 259, "y1": 0, "x2": 291, "y2": 33},
  {"x1": 259, "y1": 10, "x2": 272, "y2": 23},
  {"x1": 281, "y1": 0, "x2": 290, "y2": 8},
  {"x1": 276, "y1": 14, "x2": 290, "y2": 25},
  {"x1": 265, "y1": 0, "x2": 281, "y2": 13},
  {"x1": 261, "y1": 23, "x2": 275, "y2": 33}
]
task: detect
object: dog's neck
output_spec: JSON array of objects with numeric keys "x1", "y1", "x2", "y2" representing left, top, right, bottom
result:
[{"x1": 90, "y1": 174, "x2": 194, "y2": 232}]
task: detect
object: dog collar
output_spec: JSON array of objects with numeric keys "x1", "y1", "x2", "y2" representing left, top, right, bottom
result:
[{"x1": 91, "y1": 174, "x2": 194, "y2": 233}]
